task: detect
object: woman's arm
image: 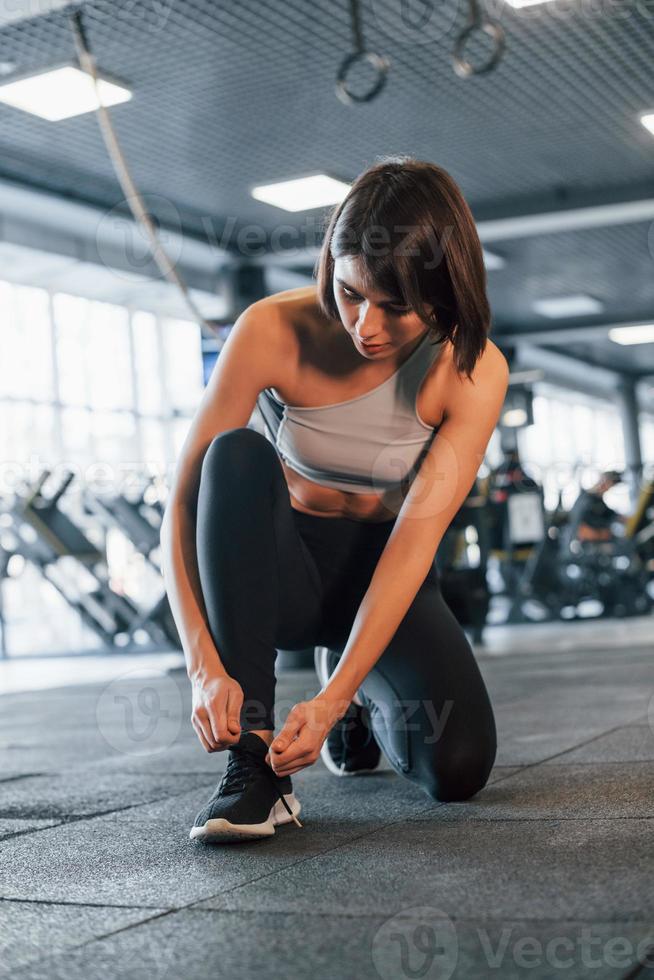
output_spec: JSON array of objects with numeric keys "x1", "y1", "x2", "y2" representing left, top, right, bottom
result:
[
  {"x1": 159, "y1": 299, "x2": 289, "y2": 684},
  {"x1": 160, "y1": 502, "x2": 227, "y2": 682},
  {"x1": 321, "y1": 339, "x2": 510, "y2": 706}
]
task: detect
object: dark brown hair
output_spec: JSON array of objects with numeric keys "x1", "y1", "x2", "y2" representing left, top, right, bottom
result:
[{"x1": 314, "y1": 155, "x2": 491, "y2": 379}]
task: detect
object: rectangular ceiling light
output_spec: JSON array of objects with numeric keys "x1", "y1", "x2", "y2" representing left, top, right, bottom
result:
[
  {"x1": 0, "y1": 65, "x2": 132, "y2": 121},
  {"x1": 251, "y1": 174, "x2": 351, "y2": 212},
  {"x1": 640, "y1": 112, "x2": 654, "y2": 135},
  {"x1": 533, "y1": 294, "x2": 604, "y2": 318},
  {"x1": 609, "y1": 324, "x2": 654, "y2": 345},
  {"x1": 502, "y1": 0, "x2": 557, "y2": 7}
]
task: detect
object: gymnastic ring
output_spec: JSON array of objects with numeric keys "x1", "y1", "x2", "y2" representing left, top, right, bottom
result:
[
  {"x1": 452, "y1": 21, "x2": 506, "y2": 78},
  {"x1": 336, "y1": 50, "x2": 390, "y2": 105}
]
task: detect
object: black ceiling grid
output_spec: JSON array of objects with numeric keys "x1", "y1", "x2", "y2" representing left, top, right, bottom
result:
[
  {"x1": 490, "y1": 221, "x2": 654, "y2": 324},
  {"x1": 0, "y1": 0, "x2": 652, "y2": 373}
]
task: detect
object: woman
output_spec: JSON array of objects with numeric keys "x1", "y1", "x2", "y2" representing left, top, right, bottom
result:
[{"x1": 160, "y1": 156, "x2": 510, "y2": 844}]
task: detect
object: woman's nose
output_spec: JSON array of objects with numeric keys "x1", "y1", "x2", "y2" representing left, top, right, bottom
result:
[{"x1": 356, "y1": 302, "x2": 385, "y2": 335}]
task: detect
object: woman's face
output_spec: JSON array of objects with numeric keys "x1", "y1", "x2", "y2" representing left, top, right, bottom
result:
[{"x1": 332, "y1": 255, "x2": 434, "y2": 360}]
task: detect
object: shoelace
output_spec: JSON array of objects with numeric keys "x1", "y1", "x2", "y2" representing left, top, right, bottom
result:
[{"x1": 218, "y1": 745, "x2": 303, "y2": 827}]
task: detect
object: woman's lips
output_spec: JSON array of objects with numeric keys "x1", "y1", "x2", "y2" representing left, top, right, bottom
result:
[{"x1": 361, "y1": 341, "x2": 389, "y2": 351}]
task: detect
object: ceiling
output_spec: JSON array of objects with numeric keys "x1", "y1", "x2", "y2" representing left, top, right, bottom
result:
[{"x1": 0, "y1": 0, "x2": 653, "y2": 379}]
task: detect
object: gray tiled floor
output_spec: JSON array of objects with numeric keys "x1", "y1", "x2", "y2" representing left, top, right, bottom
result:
[{"x1": 1, "y1": 637, "x2": 653, "y2": 979}]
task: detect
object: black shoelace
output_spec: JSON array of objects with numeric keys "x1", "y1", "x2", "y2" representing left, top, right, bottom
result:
[{"x1": 218, "y1": 745, "x2": 303, "y2": 827}]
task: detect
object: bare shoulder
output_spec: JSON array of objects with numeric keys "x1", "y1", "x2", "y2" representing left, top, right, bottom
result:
[
  {"x1": 261, "y1": 284, "x2": 335, "y2": 366},
  {"x1": 439, "y1": 335, "x2": 510, "y2": 418},
  {"x1": 262, "y1": 285, "x2": 324, "y2": 343},
  {"x1": 236, "y1": 290, "x2": 307, "y2": 378},
  {"x1": 476, "y1": 337, "x2": 510, "y2": 381},
  {"x1": 443, "y1": 336, "x2": 509, "y2": 386}
]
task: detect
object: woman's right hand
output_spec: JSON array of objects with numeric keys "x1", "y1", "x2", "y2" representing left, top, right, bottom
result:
[{"x1": 190, "y1": 672, "x2": 244, "y2": 752}]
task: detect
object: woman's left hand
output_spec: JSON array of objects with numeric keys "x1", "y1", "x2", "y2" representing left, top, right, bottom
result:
[{"x1": 265, "y1": 695, "x2": 348, "y2": 777}]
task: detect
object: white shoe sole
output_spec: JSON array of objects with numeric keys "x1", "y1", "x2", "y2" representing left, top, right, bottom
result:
[
  {"x1": 319, "y1": 739, "x2": 380, "y2": 777},
  {"x1": 189, "y1": 793, "x2": 302, "y2": 843},
  {"x1": 314, "y1": 647, "x2": 382, "y2": 777}
]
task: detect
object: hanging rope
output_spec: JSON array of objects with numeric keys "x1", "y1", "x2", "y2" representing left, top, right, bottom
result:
[
  {"x1": 336, "y1": 0, "x2": 390, "y2": 105},
  {"x1": 69, "y1": 10, "x2": 220, "y2": 340}
]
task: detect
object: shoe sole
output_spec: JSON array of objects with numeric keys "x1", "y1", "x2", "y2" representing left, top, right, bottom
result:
[
  {"x1": 319, "y1": 740, "x2": 380, "y2": 777},
  {"x1": 315, "y1": 647, "x2": 365, "y2": 704},
  {"x1": 189, "y1": 793, "x2": 301, "y2": 843}
]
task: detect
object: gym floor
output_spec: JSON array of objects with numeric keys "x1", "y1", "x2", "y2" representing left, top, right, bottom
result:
[{"x1": 0, "y1": 620, "x2": 652, "y2": 979}]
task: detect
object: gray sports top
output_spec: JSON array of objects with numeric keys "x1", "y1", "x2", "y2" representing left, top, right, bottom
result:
[{"x1": 256, "y1": 329, "x2": 445, "y2": 494}]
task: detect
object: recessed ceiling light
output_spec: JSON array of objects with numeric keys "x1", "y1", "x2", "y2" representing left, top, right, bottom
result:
[
  {"x1": 0, "y1": 65, "x2": 131, "y2": 121},
  {"x1": 609, "y1": 324, "x2": 654, "y2": 345},
  {"x1": 533, "y1": 294, "x2": 604, "y2": 318},
  {"x1": 640, "y1": 111, "x2": 654, "y2": 136},
  {"x1": 251, "y1": 174, "x2": 351, "y2": 212},
  {"x1": 502, "y1": 0, "x2": 556, "y2": 7}
]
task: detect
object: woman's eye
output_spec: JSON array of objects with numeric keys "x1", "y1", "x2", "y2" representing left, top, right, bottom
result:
[{"x1": 343, "y1": 288, "x2": 409, "y2": 315}]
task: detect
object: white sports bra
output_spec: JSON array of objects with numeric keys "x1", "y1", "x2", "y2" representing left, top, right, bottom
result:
[{"x1": 256, "y1": 329, "x2": 445, "y2": 494}]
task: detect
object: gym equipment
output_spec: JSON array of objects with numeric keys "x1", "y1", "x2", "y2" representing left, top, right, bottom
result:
[
  {"x1": 0, "y1": 468, "x2": 179, "y2": 656},
  {"x1": 453, "y1": 0, "x2": 506, "y2": 78},
  {"x1": 436, "y1": 478, "x2": 491, "y2": 644},
  {"x1": 336, "y1": 0, "x2": 390, "y2": 105},
  {"x1": 625, "y1": 477, "x2": 654, "y2": 579},
  {"x1": 486, "y1": 453, "x2": 546, "y2": 624},
  {"x1": 517, "y1": 489, "x2": 652, "y2": 621},
  {"x1": 81, "y1": 482, "x2": 166, "y2": 576}
]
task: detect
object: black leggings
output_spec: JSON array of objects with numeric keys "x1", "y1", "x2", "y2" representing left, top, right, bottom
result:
[{"x1": 195, "y1": 426, "x2": 497, "y2": 802}]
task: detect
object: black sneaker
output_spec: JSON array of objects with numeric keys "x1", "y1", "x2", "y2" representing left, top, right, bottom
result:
[
  {"x1": 189, "y1": 731, "x2": 303, "y2": 843},
  {"x1": 314, "y1": 647, "x2": 382, "y2": 777}
]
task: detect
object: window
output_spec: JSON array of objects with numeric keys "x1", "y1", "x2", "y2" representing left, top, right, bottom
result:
[
  {"x1": 519, "y1": 383, "x2": 629, "y2": 512},
  {"x1": 1, "y1": 279, "x2": 204, "y2": 656}
]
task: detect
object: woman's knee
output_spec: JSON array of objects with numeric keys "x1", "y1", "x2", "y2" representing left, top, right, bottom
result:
[
  {"x1": 419, "y1": 742, "x2": 496, "y2": 803},
  {"x1": 201, "y1": 426, "x2": 275, "y2": 482}
]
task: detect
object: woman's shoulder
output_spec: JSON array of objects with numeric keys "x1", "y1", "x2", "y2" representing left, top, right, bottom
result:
[
  {"x1": 263, "y1": 285, "x2": 326, "y2": 334},
  {"x1": 438, "y1": 335, "x2": 509, "y2": 423},
  {"x1": 261, "y1": 285, "x2": 337, "y2": 359}
]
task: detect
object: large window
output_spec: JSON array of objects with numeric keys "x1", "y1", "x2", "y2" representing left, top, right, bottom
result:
[
  {"x1": 518, "y1": 383, "x2": 633, "y2": 513},
  {"x1": 1, "y1": 279, "x2": 205, "y2": 656},
  {"x1": 1, "y1": 282, "x2": 204, "y2": 480}
]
